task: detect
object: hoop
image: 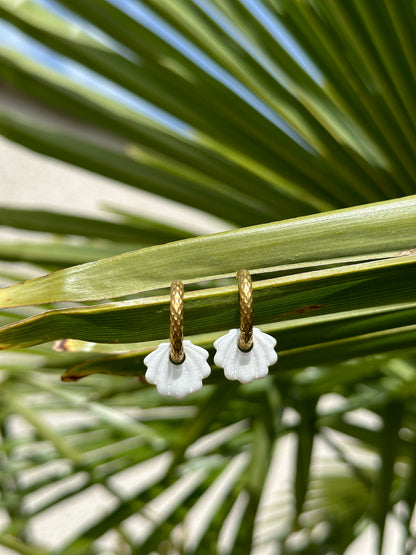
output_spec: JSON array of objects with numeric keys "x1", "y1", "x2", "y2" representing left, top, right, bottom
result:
[
  {"x1": 170, "y1": 280, "x2": 185, "y2": 364},
  {"x1": 237, "y1": 269, "x2": 253, "y2": 352}
]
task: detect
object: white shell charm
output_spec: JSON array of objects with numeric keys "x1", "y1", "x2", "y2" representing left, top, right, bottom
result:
[
  {"x1": 144, "y1": 340, "x2": 211, "y2": 399},
  {"x1": 214, "y1": 328, "x2": 277, "y2": 384}
]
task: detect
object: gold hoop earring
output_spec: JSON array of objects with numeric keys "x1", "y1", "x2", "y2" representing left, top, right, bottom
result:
[
  {"x1": 237, "y1": 269, "x2": 253, "y2": 352},
  {"x1": 214, "y1": 270, "x2": 278, "y2": 384},
  {"x1": 170, "y1": 280, "x2": 185, "y2": 364},
  {"x1": 144, "y1": 280, "x2": 210, "y2": 398}
]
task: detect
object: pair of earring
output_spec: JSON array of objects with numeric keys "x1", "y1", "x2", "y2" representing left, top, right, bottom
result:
[{"x1": 144, "y1": 270, "x2": 278, "y2": 399}]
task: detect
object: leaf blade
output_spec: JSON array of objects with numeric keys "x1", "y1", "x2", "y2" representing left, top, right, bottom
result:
[{"x1": 0, "y1": 196, "x2": 414, "y2": 307}]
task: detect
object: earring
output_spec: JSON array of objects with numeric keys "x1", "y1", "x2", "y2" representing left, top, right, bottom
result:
[
  {"x1": 144, "y1": 280, "x2": 211, "y2": 398},
  {"x1": 214, "y1": 270, "x2": 277, "y2": 384}
]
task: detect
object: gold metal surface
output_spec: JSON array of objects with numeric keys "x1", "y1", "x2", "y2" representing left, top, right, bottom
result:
[
  {"x1": 170, "y1": 280, "x2": 185, "y2": 364},
  {"x1": 237, "y1": 269, "x2": 253, "y2": 352}
]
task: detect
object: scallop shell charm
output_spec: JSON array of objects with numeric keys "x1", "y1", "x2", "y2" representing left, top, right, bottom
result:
[
  {"x1": 144, "y1": 340, "x2": 211, "y2": 399},
  {"x1": 214, "y1": 328, "x2": 277, "y2": 384}
]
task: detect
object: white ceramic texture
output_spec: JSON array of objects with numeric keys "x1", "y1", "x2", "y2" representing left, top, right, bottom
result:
[
  {"x1": 144, "y1": 340, "x2": 211, "y2": 398},
  {"x1": 214, "y1": 327, "x2": 277, "y2": 384}
]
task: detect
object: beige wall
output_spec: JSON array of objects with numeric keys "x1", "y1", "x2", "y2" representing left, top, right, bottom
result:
[{"x1": 0, "y1": 136, "x2": 227, "y2": 235}]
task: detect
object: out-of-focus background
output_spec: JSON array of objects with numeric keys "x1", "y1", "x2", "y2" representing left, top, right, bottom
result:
[{"x1": 0, "y1": 136, "x2": 226, "y2": 235}]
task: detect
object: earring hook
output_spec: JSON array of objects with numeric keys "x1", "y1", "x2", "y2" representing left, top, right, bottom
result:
[
  {"x1": 237, "y1": 269, "x2": 253, "y2": 352},
  {"x1": 170, "y1": 280, "x2": 185, "y2": 364}
]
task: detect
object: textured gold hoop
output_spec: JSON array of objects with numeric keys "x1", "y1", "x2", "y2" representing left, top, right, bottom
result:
[
  {"x1": 237, "y1": 269, "x2": 253, "y2": 352},
  {"x1": 170, "y1": 280, "x2": 185, "y2": 364}
]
